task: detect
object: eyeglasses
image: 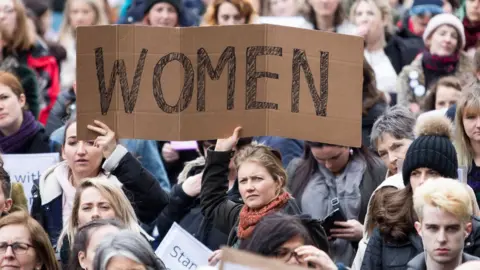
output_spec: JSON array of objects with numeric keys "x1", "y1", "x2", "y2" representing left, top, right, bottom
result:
[
  {"x1": 0, "y1": 242, "x2": 33, "y2": 255},
  {"x1": 272, "y1": 248, "x2": 301, "y2": 263},
  {"x1": 0, "y1": 7, "x2": 15, "y2": 15}
]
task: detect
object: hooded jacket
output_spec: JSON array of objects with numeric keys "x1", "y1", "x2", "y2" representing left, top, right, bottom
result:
[{"x1": 30, "y1": 145, "x2": 170, "y2": 248}]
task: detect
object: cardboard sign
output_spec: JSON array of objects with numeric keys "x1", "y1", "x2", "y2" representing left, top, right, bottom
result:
[
  {"x1": 155, "y1": 222, "x2": 212, "y2": 270},
  {"x1": 219, "y1": 248, "x2": 305, "y2": 270},
  {"x1": 2, "y1": 153, "x2": 60, "y2": 210},
  {"x1": 76, "y1": 24, "x2": 363, "y2": 146}
]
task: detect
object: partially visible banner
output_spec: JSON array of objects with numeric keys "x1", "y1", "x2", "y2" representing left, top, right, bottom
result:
[
  {"x1": 2, "y1": 153, "x2": 60, "y2": 210},
  {"x1": 220, "y1": 248, "x2": 305, "y2": 270},
  {"x1": 156, "y1": 222, "x2": 212, "y2": 270}
]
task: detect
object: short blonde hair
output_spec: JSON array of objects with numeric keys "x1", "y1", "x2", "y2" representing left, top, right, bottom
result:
[
  {"x1": 349, "y1": 0, "x2": 394, "y2": 35},
  {"x1": 413, "y1": 178, "x2": 472, "y2": 223}
]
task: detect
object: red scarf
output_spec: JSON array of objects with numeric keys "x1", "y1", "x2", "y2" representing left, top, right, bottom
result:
[
  {"x1": 27, "y1": 54, "x2": 60, "y2": 125},
  {"x1": 237, "y1": 192, "x2": 291, "y2": 239},
  {"x1": 463, "y1": 17, "x2": 480, "y2": 51}
]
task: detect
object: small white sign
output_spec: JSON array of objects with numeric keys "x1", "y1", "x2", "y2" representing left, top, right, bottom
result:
[
  {"x1": 156, "y1": 222, "x2": 212, "y2": 270},
  {"x1": 2, "y1": 153, "x2": 60, "y2": 211}
]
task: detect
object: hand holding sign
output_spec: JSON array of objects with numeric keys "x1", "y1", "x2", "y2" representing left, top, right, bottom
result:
[
  {"x1": 162, "y1": 143, "x2": 180, "y2": 163},
  {"x1": 215, "y1": 127, "x2": 242, "y2": 152},
  {"x1": 87, "y1": 120, "x2": 117, "y2": 159},
  {"x1": 208, "y1": 249, "x2": 223, "y2": 266}
]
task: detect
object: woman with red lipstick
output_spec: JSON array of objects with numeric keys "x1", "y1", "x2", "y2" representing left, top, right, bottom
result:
[
  {"x1": 30, "y1": 119, "x2": 170, "y2": 250},
  {"x1": 0, "y1": 71, "x2": 50, "y2": 154},
  {"x1": 397, "y1": 13, "x2": 474, "y2": 114}
]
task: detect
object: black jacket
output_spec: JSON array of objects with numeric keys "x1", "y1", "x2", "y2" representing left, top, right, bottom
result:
[
  {"x1": 31, "y1": 150, "x2": 170, "y2": 247},
  {"x1": 384, "y1": 15, "x2": 424, "y2": 74},
  {"x1": 11, "y1": 123, "x2": 51, "y2": 154},
  {"x1": 200, "y1": 150, "x2": 302, "y2": 247},
  {"x1": 361, "y1": 217, "x2": 480, "y2": 270},
  {"x1": 406, "y1": 252, "x2": 480, "y2": 270},
  {"x1": 45, "y1": 88, "x2": 75, "y2": 136}
]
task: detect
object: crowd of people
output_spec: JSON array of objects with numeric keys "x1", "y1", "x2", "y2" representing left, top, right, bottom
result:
[{"x1": 0, "y1": 0, "x2": 479, "y2": 269}]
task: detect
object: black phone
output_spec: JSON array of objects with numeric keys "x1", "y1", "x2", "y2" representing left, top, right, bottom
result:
[{"x1": 322, "y1": 207, "x2": 347, "y2": 240}]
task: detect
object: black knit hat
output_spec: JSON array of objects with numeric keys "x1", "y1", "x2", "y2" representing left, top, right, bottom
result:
[
  {"x1": 402, "y1": 115, "x2": 458, "y2": 185},
  {"x1": 144, "y1": 0, "x2": 182, "y2": 16}
]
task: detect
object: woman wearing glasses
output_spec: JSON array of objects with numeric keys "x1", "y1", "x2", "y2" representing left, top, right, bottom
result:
[{"x1": 0, "y1": 211, "x2": 59, "y2": 270}]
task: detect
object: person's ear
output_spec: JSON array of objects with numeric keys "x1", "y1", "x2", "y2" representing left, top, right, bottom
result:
[
  {"x1": 19, "y1": 94, "x2": 26, "y2": 108},
  {"x1": 78, "y1": 251, "x2": 87, "y2": 269},
  {"x1": 4, "y1": 198, "x2": 12, "y2": 212},
  {"x1": 465, "y1": 222, "x2": 472, "y2": 239},
  {"x1": 414, "y1": 221, "x2": 423, "y2": 237}
]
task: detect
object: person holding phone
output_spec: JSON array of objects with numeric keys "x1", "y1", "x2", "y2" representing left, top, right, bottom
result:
[{"x1": 287, "y1": 141, "x2": 387, "y2": 266}]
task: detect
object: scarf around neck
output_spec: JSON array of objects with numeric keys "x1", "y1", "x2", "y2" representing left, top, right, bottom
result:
[
  {"x1": 0, "y1": 111, "x2": 39, "y2": 153},
  {"x1": 237, "y1": 192, "x2": 291, "y2": 239},
  {"x1": 422, "y1": 51, "x2": 459, "y2": 88},
  {"x1": 463, "y1": 17, "x2": 480, "y2": 51}
]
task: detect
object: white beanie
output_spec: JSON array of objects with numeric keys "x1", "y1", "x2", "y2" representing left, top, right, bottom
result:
[{"x1": 422, "y1": 13, "x2": 466, "y2": 50}]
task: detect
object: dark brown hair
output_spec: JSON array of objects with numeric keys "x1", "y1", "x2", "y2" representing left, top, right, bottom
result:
[
  {"x1": 365, "y1": 186, "x2": 397, "y2": 236},
  {"x1": 306, "y1": 0, "x2": 345, "y2": 30},
  {"x1": 363, "y1": 58, "x2": 386, "y2": 115},
  {"x1": 3, "y1": 0, "x2": 35, "y2": 53},
  {"x1": 422, "y1": 76, "x2": 461, "y2": 112},
  {"x1": 376, "y1": 185, "x2": 417, "y2": 242},
  {"x1": 0, "y1": 211, "x2": 60, "y2": 270}
]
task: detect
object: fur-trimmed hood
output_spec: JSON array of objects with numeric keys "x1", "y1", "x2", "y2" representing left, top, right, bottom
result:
[{"x1": 39, "y1": 161, "x2": 122, "y2": 205}]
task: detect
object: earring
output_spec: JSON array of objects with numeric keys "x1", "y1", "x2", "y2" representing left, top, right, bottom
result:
[{"x1": 349, "y1": 148, "x2": 353, "y2": 155}]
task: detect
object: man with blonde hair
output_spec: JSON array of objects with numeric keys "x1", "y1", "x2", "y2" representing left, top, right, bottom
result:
[{"x1": 407, "y1": 178, "x2": 480, "y2": 270}]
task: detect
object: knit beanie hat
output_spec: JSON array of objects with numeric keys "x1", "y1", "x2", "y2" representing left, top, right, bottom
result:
[
  {"x1": 144, "y1": 0, "x2": 182, "y2": 16},
  {"x1": 422, "y1": 13, "x2": 466, "y2": 50},
  {"x1": 402, "y1": 115, "x2": 458, "y2": 186},
  {"x1": 410, "y1": 0, "x2": 443, "y2": 16}
]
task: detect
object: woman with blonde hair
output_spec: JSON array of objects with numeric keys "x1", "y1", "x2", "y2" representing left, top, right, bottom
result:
[
  {"x1": 0, "y1": 0, "x2": 60, "y2": 125},
  {"x1": 57, "y1": 0, "x2": 109, "y2": 91},
  {"x1": 202, "y1": 0, "x2": 256, "y2": 26},
  {"x1": 0, "y1": 211, "x2": 60, "y2": 270},
  {"x1": 455, "y1": 84, "x2": 480, "y2": 206},
  {"x1": 201, "y1": 127, "x2": 304, "y2": 265},
  {"x1": 57, "y1": 177, "x2": 150, "y2": 266},
  {"x1": 350, "y1": 0, "x2": 398, "y2": 102}
]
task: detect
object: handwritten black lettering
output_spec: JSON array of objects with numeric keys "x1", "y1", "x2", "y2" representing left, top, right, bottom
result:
[
  {"x1": 245, "y1": 46, "x2": 281, "y2": 110},
  {"x1": 94, "y1": 47, "x2": 148, "y2": 114},
  {"x1": 153, "y1": 53, "x2": 194, "y2": 113},
  {"x1": 197, "y1": 47, "x2": 236, "y2": 111},
  {"x1": 291, "y1": 49, "x2": 329, "y2": 116}
]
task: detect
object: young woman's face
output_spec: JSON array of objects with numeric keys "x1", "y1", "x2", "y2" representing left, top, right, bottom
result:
[
  {"x1": 0, "y1": 224, "x2": 40, "y2": 270},
  {"x1": 463, "y1": 108, "x2": 480, "y2": 143},
  {"x1": 467, "y1": 0, "x2": 480, "y2": 22},
  {"x1": 307, "y1": 0, "x2": 340, "y2": 17},
  {"x1": 410, "y1": 167, "x2": 441, "y2": 192},
  {"x1": 0, "y1": 83, "x2": 25, "y2": 134},
  {"x1": 353, "y1": 1, "x2": 384, "y2": 42},
  {"x1": 311, "y1": 146, "x2": 350, "y2": 174},
  {"x1": 62, "y1": 123, "x2": 103, "y2": 178},
  {"x1": 77, "y1": 187, "x2": 116, "y2": 227},
  {"x1": 269, "y1": 0, "x2": 298, "y2": 16},
  {"x1": 428, "y1": 25, "x2": 459, "y2": 56},
  {"x1": 217, "y1": 2, "x2": 246, "y2": 25},
  {"x1": 435, "y1": 85, "x2": 460, "y2": 110},
  {"x1": 69, "y1": 0, "x2": 97, "y2": 28},
  {"x1": 79, "y1": 225, "x2": 120, "y2": 270},
  {"x1": 238, "y1": 161, "x2": 280, "y2": 209},
  {"x1": 0, "y1": 0, "x2": 16, "y2": 36},
  {"x1": 147, "y1": 2, "x2": 178, "y2": 27},
  {"x1": 273, "y1": 235, "x2": 307, "y2": 266}
]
